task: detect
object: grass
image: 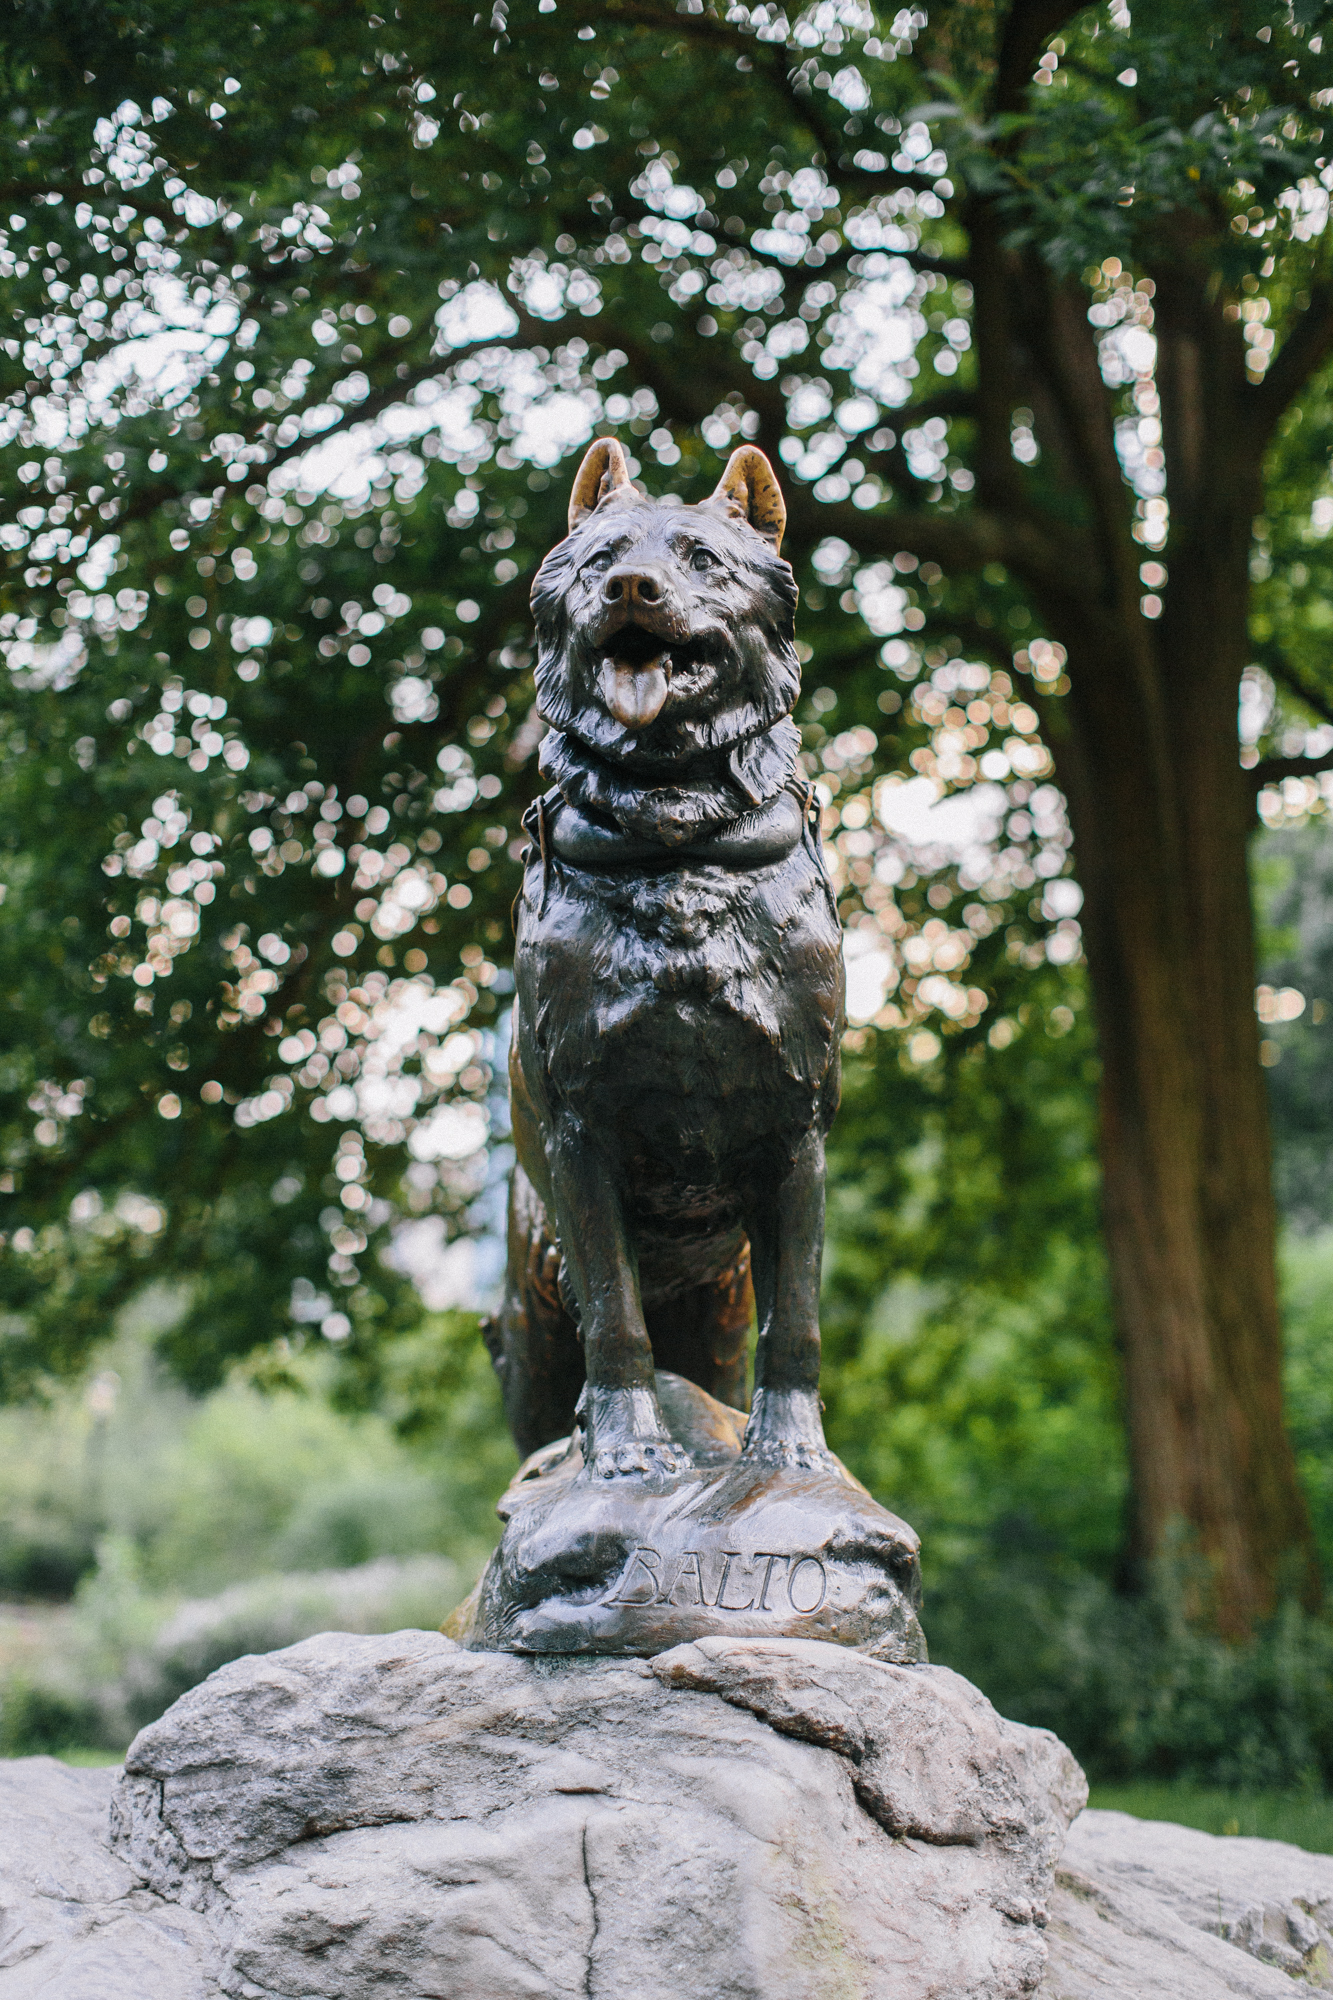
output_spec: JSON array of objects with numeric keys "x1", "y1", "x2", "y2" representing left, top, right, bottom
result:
[{"x1": 1087, "y1": 1783, "x2": 1333, "y2": 1853}]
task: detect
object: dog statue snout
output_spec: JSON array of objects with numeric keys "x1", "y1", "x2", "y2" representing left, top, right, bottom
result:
[
  {"x1": 601, "y1": 565, "x2": 666, "y2": 609},
  {"x1": 590, "y1": 563, "x2": 690, "y2": 654}
]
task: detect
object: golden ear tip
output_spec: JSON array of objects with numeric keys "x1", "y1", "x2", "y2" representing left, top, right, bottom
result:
[{"x1": 567, "y1": 435, "x2": 633, "y2": 532}]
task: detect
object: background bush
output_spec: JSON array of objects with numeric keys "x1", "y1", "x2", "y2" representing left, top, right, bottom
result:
[{"x1": 0, "y1": 1298, "x2": 512, "y2": 1753}]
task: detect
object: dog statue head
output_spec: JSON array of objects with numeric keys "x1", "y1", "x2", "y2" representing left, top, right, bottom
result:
[{"x1": 530, "y1": 442, "x2": 800, "y2": 777}]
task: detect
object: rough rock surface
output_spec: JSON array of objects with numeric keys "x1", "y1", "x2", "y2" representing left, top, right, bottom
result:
[
  {"x1": 6, "y1": 1629, "x2": 1329, "y2": 2000},
  {"x1": 1050, "y1": 1809, "x2": 1333, "y2": 1995},
  {"x1": 0, "y1": 1757, "x2": 214, "y2": 1998},
  {"x1": 102, "y1": 1628, "x2": 1080, "y2": 1999}
]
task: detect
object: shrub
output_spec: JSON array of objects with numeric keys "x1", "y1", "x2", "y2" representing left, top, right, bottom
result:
[
  {"x1": 5, "y1": 1544, "x2": 475, "y2": 1751},
  {"x1": 0, "y1": 1514, "x2": 97, "y2": 1599},
  {"x1": 117, "y1": 1554, "x2": 464, "y2": 1735},
  {"x1": 927, "y1": 1556, "x2": 1333, "y2": 1790},
  {"x1": 0, "y1": 1675, "x2": 98, "y2": 1757}
]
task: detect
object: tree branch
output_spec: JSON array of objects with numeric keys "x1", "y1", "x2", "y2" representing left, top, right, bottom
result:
[
  {"x1": 88, "y1": 345, "x2": 447, "y2": 542},
  {"x1": 606, "y1": 0, "x2": 922, "y2": 188},
  {"x1": 570, "y1": 285, "x2": 973, "y2": 500},
  {"x1": 858, "y1": 390, "x2": 979, "y2": 501},
  {"x1": 260, "y1": 356, "x2": 444, "y2": 478},
  {"x1": 890, "y1": 387, "x2": 979, "y2": 427},
  {"x1": 0, "y1": 179, "x2": 181, "y2": 225},
  {"x1": 1013, "y1": 255, "x2": 1135, "y2": 601},
  {"x1": 568, "y1": 299, "x2": 1085, "y2": 590},
  {"x1": 964, "y1": 204, "x2": 1025, "y2": 513},
  {"x1": 916, "y1": 610, "x2": 1016, "y2": 666},
  {"x1": 1256, "y1": 646, "x2": 1333, "y2": 733},
  {"x1": 583, "y1": 302, "x2": 945, "y2": 506},
  {"x1": 525, "y1": 291, "x2": 1080, "y2": 608},
  {"x1": 1248, "y1": 749, "x2": 1333, "y2": 789},
  {"x1": 748, "y1": 236, "x2": 971, "y2": 283},
  {"x1": 993, "y1": 0, "x2": 1090, "y2": 115},
  {"x1": 1249, "y1": 280, "x2": 1333, "y2": 441},
  {"x1": 787, "y1": 487, "x2": 1085, "y2": 593}
]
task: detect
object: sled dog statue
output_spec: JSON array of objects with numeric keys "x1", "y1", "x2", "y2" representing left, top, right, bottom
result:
[{"x1": 455, "y1": 440, "x2": 924, "y2": 1660}]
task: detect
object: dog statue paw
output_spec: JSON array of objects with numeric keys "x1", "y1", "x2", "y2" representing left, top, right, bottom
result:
[
  {"x1": 587, "y1": 1439, "x2": 693, "y2": 1480},
  {"x1": 741, "y1": 1387, "x2": 842, "y2": 1472},
  {"x1": 576, "y1": 1385, "x2": 692, "y2": 1483},
  {"x1": 742, "y1": 1438, "x2": 844, "y2": 1472},
  {"x1": 458, "y1": 1373, "x2": 926, "y2": 1660}
]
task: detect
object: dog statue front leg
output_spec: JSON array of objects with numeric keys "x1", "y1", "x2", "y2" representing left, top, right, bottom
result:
[
  {"x1": 546, "y1": 1117, "x2": 691, "y2": 1480},
  {"x1": 743, "y1": 1124, "x2": 839, "y2": 1470}
]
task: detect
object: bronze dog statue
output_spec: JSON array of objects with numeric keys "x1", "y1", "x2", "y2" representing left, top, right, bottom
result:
[{"x1": 487, "y1": 439, "x2": 845, "y2": 1480}]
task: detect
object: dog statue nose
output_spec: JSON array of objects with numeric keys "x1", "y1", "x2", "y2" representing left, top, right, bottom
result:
[{"x1": 601, "y1": 566, "x2": 665, "y2": 608}]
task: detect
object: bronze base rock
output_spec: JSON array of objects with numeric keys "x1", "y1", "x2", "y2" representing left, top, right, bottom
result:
[{"x1": 448, "y1": 1372, "x2": 926, "y2": 1659}]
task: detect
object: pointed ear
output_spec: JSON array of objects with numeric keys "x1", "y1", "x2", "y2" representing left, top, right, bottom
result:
[
  {"x1": 568, "y1": 436, "x2": 634, "y2": 532},
  {"x1": 708, "y1": 446, "x2": 787, "y2": 552}
]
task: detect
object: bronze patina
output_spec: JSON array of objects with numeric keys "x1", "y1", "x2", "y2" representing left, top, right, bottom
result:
[{"x1": 456, "y1": 441, "x2": 923, "y2": 1659}]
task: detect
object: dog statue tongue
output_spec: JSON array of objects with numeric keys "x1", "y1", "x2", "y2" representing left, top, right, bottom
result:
[{"x1": 599, "y1": 653, "x2": 670, "y2": 730}]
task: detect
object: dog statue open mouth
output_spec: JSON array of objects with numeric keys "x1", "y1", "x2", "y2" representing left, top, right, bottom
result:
[{"x1": 487, "y1": 438, "x2": 846, "y2": 1484}]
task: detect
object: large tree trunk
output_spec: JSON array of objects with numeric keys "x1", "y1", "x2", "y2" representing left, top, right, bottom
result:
[
  {"x1": 1055, "y1": 584, "x2": 1318, "y2": 1633},
  {"x1": 987, "y1": 239, "x2": 1321, "y2": 1632}
]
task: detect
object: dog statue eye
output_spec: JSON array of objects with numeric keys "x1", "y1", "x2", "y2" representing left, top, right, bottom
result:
[
  {"x1": 690, "y1": 548, "x2": 718, "y2": 572},
  {"x1": 585, "y1": 549, "x2": 614, "y2": 572}
]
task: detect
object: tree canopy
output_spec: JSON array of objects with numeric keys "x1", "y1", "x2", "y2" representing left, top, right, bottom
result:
[{"x1": 6, "y1": 0, "x2": 1333, "y2": 1622}]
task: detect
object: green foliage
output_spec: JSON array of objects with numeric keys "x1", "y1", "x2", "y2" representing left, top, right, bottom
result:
[
  {"x1": 1253, "y1": 823, "x2": 1333, "y2": 1230},
  {"x1": 823, "y1": 947, "x2": 1123, "y2": 1577},
  {"x1": 4, "y1": 1040, "x2": 1333, "y2": 1778},
  {"x1": 0, "y1": 1305, "x2": 511, "y2": 1752},
  {"x1": 815, "y1": 889, "x2": 1333, "y2": 1787},
  {"x1": 0, "y1": 1513, "x2": 96, "y2": 1600},
  {"x1": 930, "y1": 1557, "x2": 1333, "y2": 1789},
  {"x1": 113, "y1": 1553, "x2": 467, "y2": 1740},
  {"x1": 0, "y1": 1675, "x2": 98, "y2": 1759},
  {"x1": 1281, "y1": 1231, "x2": 1333, "y2": 1576},
  {"x1": 839, "y1": 1223, "x2": 1333, "y2": 1787},
  {"x1": 1, "y1": 0, "x2": 1328, "y2": 1400},
  {"x1": 814, "y1": 822, "x2": 1333, "y2": 1619},
  {"x1": 0, "y1": 1543, "x2": 469, "y2": 1753},
  {"x1": 1002, "y1": 2, "x2": 1333, "y2": 280},
  {"x1": 0, "y1": 1302, "x2": 514, "y2": 1599},
  {"x1": 0, "y1": 4, "x2": 1330, "y2": 1776}
]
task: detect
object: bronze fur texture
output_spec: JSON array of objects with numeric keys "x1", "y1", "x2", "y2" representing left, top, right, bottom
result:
[{"x1": 487, "y1": 441, "x2": 846, "y2": 1480}]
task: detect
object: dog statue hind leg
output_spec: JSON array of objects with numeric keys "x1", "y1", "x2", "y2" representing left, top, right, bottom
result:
[{"x1": 483, "y1": 1159, "x2": 584, "y2": 1462}]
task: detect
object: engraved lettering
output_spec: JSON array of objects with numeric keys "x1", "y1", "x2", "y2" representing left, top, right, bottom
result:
[
  {"x1": 606, "y1": 1546, "x2": 662, "y2": 1605},
  {"x1": 611, "y1": 1548, "x2": 822, "y2": 1612},
  {"x1": 754, "y1": 1553, "x2": 789, "y2": 1611},
  {"x1": 663, "y1": 1549, "x2": 706, "y2": 1607},
  {"x1": 713, "y1": 1552, "x2": 755, "y2": 1612},
  {"x1": 786, "y1": 1556, "x2": 827, "y2": 1614}
]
